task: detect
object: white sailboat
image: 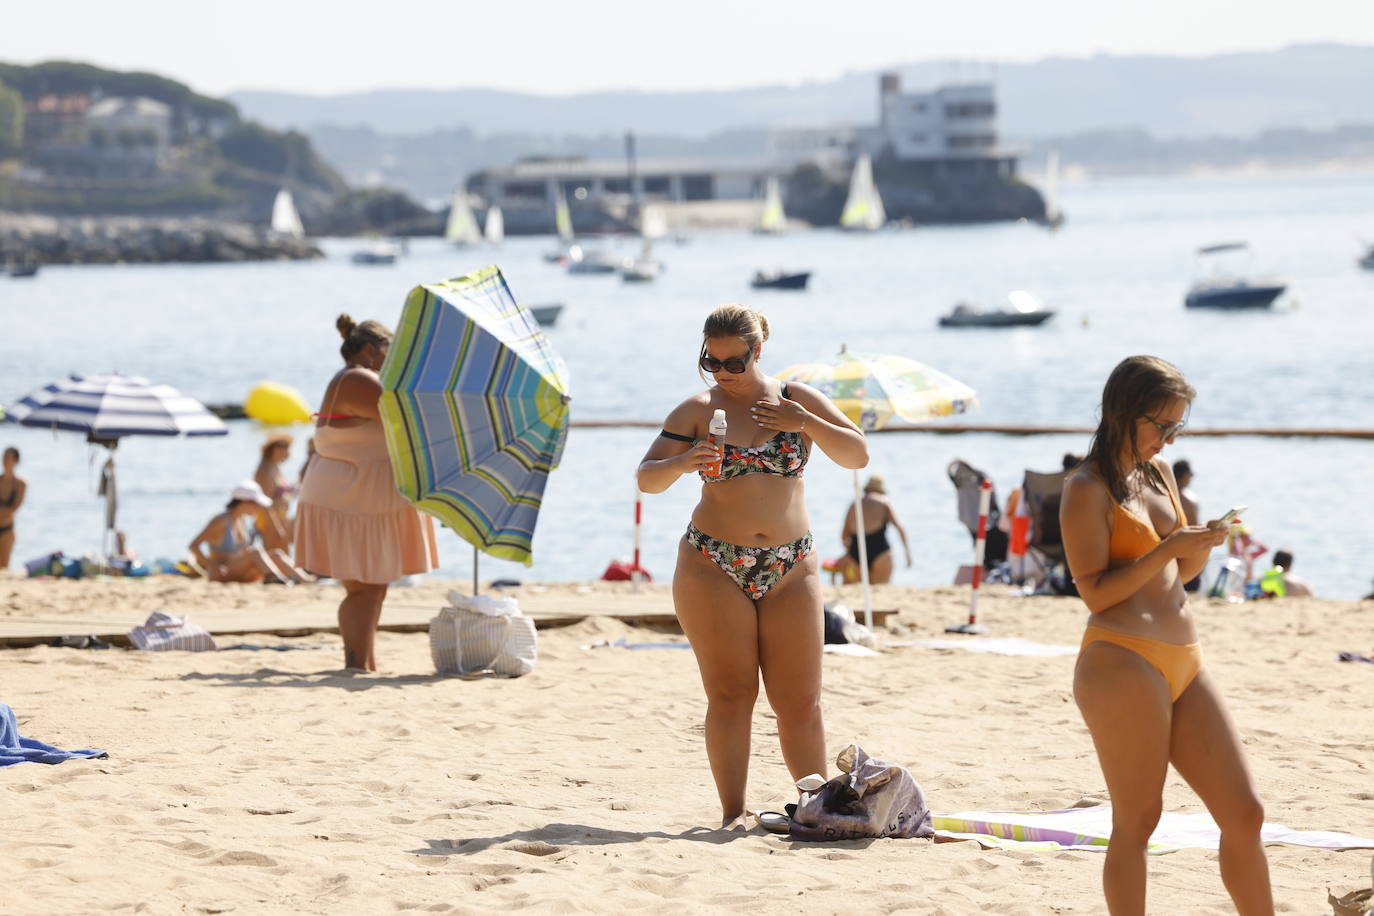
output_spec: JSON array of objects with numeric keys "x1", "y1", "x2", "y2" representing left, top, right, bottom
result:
[
  {"x1": 755, "y1": 176, "x2": 787, "y2": 234},
  {"x1": 484, "y1": 205, "x2": 505, "y2": 245},
  {"x1": 270, "y1": 188, "x2": 305, "y2": 239},
  {"x1": 445, "y1": 189, "x2": 480, "y2": 246},
  {"x1": 544, "y1": 185, "x2": 576, "y2": 262},
  {"x1": 839, "y1": 152, "x2": 886, "y2": 232},
  {"x1": 1042, "y1": 150, "x2": 1065, "y2": 230},
  {"x1": 639, "y1": 203, "x2": 668, "y2": 240}
]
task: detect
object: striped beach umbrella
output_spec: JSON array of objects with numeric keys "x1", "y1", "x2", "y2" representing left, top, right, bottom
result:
[
  {"x1": 6, "y1": 372, "x2": 228, "y2": 439},
  {"x1": 5, "y1": 372, "x2": 227, "y2": 561},
  {"x1": 379, "y1": 265, "x2": 571, "y2": 570},
  {"x1": 776, "y1": 347, "x2": 978, "y2": 630}
]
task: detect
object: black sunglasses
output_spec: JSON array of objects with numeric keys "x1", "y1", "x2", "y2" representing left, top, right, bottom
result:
[
  {"x1": 700, "y1": 346, "x2": 755, "y2": 375},
  {"x1": 1142, "y1": 412, "x2": 1187, "y2": 440}
]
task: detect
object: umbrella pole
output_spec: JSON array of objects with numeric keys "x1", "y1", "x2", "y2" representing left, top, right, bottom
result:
[
  {"x1": 851, "y1": 469, "x2": 873, "y2": 630},
  {"x1": 631, "y1": 480, "x2": 644, "y2": 594},
  {"x1": 472, "y1": 545, "x2": 479, "y2": 597}
]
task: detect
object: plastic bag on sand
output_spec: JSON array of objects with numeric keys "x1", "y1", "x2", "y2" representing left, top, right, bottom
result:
[
  {"x1": 788, "y1": 744, "x2": 933, "y2": 841},
  {"x1": 430, "y1": 592, "x2": 537, "y2": 677}
]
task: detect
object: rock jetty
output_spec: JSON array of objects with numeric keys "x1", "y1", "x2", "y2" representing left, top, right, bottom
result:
[{"x1": 0, "y1": 213, "x2": 322, "y2": 265}]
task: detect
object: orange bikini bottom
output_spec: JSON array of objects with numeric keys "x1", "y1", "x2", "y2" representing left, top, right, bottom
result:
[{"x1": 1080, "y1": 626, "x2": 1203, "y2": 702}]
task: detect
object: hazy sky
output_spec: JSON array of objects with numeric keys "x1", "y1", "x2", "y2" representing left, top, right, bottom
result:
[{"x1": 5, "y1": 0, "x2": 1372, "y2": 96}]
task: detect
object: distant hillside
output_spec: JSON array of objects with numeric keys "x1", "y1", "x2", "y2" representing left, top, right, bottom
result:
[{"x1": 231, "y1": 44, "x2": 1374, "y2": 140}]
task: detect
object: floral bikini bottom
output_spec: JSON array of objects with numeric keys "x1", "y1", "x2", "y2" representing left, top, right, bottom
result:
[{"x1": 685, "y1": 523, "x2": 813, "y2": 600}]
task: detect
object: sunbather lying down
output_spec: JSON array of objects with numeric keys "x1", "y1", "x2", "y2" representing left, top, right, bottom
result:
[{"x1": 187, "y1": 481, "x2": 312, "y2": 585}]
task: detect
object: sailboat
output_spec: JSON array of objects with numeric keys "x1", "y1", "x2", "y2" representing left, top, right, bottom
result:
[
  {"x1": 445, "y1": 189, "x2": 480, "y2": 247},
  {"x1": 1041, "y1": 151, "x2": 1065, "y2": 230},
  {"x1": 755, "y1": 176, "x2": 787, "y2": 234},
  {"x1": 839, "y1": 152, "x2": 885, "y2": 232},
  {"x1": 620, "y1": 203, "x2": 667, "y2": 282},
  {"x1": 484, "y1": 205, "x2": 505, "y2": 245},
  {"x1": 543, "y1": 185, "x2": 576, "y2": 263},
  {"x1": 270, "y1": 188, "x2": 305, "y2": 239}
]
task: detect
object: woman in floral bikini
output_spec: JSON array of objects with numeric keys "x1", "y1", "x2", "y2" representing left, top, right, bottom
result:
[{"x1": 637, "y1": 304, "x2": 868, "y2": 829}]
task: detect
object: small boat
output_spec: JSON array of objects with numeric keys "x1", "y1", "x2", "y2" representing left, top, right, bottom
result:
[
  {"x1": 939, "y1": 291, "x2": 1056, "y2": 328},
  {"x1": 1039, "y1": 150, "x2": 1066, "y2": 230},
  {"x1": 1359, "y1": 245, "x2": 1374, "y2": 270},
  {"x1": 544, "y1": 185, "x2": 576, "y2": 262},
  {"x1": 445, "y1": 187, "x2": 480, "y2": 247},
  {"x1": 350, "y1": 240, "x2": 400, "y2": 265},
  {"x1": 754, "y1": 176, "x2": 787, "y2": 235},
  {"x1": 1185, "y1": 242, "x2": 1286, "y2": 309},
  {"x1": 484, "y1": 205, "x2": 504, "y2": 245},
  {"x1": 6, "y1": 258, "x2": 39, "y2": 278},
  {"x1": 751, "y1": 270, "x2": 811, "y2": 291},
  {"x1": 528, "y1": 304, "x2": 563, "y2": 327},
  {"x1": 839, "y1": 152, "x2": 886, "y2": 232},
  {"x1": 270, "y1": 188, "x2": 305, "y2": 239},
  {"x1": 620, "y1": 240, "x2": 663, "y2": 283},
  {"x1": 566, "y1": 243, "x2": 621, "y2": 275}
]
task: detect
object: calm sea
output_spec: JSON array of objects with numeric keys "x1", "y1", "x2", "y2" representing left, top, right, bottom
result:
[{"x1": 4, "y1": 170, "x2": 1372, "y2": 598}]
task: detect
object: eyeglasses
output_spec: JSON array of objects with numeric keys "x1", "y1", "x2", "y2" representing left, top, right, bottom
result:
[
  {"x1": 1143, "y1": 412, "x2": 1187, "y2": 440},
  {"x1": 700, "y1": 347, "x2": 755, "y2": 374}
]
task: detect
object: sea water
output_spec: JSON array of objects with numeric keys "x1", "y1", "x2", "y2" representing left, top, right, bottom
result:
[{"x1": 3, "y1": 169, "x2": 1372, "y2": 597}]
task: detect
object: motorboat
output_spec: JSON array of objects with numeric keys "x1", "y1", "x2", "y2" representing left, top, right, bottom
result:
[
  {"x1": 350, "y1": 240, "x2": 400, "y2": 265},
  {"x1": 565, "y1": 243, "x2": 621, "y2": 275},
  {"x1": 1184, "y1": 242, "x2": 1286, "y2": 309},
  {"x1": 528, "y1": 303, "x2": 564, "y2": 327},
  {"x1": 750, "y1": 270, "x2": 811, "y2": 291},
  {"x1": 6, "y1": 258, "x2": 39, "y2": 278},
  {"x1": 939, "y1": 290, "x2": 1056, "y2": 327},
  {"x1": 1359, "y1": 245, "x2": 1374, "y2": 270}
]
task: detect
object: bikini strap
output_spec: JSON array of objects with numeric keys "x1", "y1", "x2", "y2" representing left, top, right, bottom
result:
[{"x1": 659, "y1": 429, "x2": 694, "y2": 443}]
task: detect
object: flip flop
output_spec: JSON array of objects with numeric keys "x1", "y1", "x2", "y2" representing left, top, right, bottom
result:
[{"x1": 756, "y1": 811, "x2": 791, "y2": 834}]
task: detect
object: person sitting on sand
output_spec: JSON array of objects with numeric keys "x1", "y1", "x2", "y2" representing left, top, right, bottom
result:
[
  {"x1": 253, "y1": 433, "x2": 296, "y2": 551},
  {"x1": 637, "y1": 304, "x2": 868, "y2": 830},
  {"x1": 0, "y1": 446, "x2": 26, "y2": 570},
  {"x1": 839, "y1": 474, "x2": 911, "y2": 585},
  {"x1": 1061, "y1": 355, "x2": 1273, "y2": 914},
  {"x1": 188, "y1": 481, "x2": 311, "y2": 584},
  {"x1": 1258, "y1": 548, "x2": 1313, "y2": 598}
]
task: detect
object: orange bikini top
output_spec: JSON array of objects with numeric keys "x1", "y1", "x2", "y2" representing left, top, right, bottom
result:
[{"x1": 1108, "y1": 483, "x2": 1186, "y2": 563}]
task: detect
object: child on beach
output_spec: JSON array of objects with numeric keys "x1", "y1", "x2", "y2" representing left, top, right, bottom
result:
[
  {"x1": 1061, "y1": 356, "x2": 1273, "y2": 914},
  {"x1": 636, "y1": 304, "x2": 868, "y2": 830}
]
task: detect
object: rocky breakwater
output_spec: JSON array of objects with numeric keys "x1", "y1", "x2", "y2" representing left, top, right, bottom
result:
[{"x1": 0, "y1": 213, "x2": 322, "y2": 265}]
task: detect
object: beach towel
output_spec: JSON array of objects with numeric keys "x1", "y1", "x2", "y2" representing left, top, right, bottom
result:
[
  {"x1": 787, "y1": 744, "x2": 934, "y2": 841},
  {"x1": 900, "y1": 637, "x2": 1078, "y2": 657},
  {"x1": 0, "y1": 704, "x2": 107, "y2": 767},
  {"x1": 932, "y1": 806, "x2": 1374, "y2": 855},
  {"x1": 431, "y1": 592, "x2": 537, "y2": 677},
  {"x1": 128, "y1": 611, "x2": 217, "y2": 652}
]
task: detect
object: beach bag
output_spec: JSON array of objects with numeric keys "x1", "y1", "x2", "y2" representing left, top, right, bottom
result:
[
  {"x1": 786, "y1": 744, "x2": 933, "y2": 841},
  {"x1": 129, "y1": 611, "x2": 217, "y2": 652},
  {"x1": 430, "y1": 591, "x2": 537, "y2": 677}
]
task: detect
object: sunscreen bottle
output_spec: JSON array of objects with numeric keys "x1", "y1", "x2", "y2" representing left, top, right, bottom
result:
[{"x1": 705, "y1": 409, "x2": 727, "y2": 477}]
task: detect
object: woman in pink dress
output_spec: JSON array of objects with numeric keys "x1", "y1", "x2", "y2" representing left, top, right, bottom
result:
[{"x1": 295, "y1": 315, "x2": 439, "y2": 672}]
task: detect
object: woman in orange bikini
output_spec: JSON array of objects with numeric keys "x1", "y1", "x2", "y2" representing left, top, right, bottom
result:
[{"x1": 1061, "y1": 355, "x2": 1272, "y2": 915}]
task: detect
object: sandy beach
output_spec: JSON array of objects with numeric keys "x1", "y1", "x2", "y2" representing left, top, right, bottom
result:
[{"x1": 2, "y1": 574, "x2": 1372, "y2": 914}]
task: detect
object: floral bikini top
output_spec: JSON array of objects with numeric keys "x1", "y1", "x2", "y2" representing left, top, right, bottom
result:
[{"x1": 660, "y1": 388, "x2": 810, "y2": 484}]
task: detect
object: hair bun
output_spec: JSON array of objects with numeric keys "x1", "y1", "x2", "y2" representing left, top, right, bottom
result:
[
  {"x1": 754, "y1": 311, "x2": 770, "y2": 342},
  {"x1": 336, "y1": 314, "x2": 357, "y2": 339}
]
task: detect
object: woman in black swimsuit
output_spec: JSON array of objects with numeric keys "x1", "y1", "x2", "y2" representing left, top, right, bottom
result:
[
  {"x1": 0, "y1": 446, "x2": 26, "y2": 569},
  {"x1": 840, "y1": 475, "x2": 911, "y2": 585},
  {"x1": 637, "y1": 305, "x2": 868, "y2": 829}
]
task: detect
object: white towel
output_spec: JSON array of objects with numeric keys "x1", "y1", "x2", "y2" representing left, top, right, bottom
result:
[{"x1": 128, "y1": 611, "x2": 217, "y2": 652}]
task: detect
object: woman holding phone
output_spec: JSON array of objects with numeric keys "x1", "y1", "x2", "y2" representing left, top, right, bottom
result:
[
  {"x1": 1061, "y1": 355, "x2": 1272, "y2": 915},
  {"x1": 637, "y1": 305, "x2": 868, "y2": 829}
]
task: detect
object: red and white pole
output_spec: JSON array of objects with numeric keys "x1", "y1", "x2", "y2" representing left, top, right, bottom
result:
[
  {"x1": 631, "y1": 480, "x2": 644, "y2": 592},
  {"x1": 946, "y1": 478, "x2": 991, "y2": 634}
]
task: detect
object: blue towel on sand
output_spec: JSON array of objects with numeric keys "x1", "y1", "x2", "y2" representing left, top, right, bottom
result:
[{"x1": 0, "y1": 704, "x2": 108, "y2": 767}]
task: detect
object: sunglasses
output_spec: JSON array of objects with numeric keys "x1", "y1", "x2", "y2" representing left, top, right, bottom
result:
[
  {"x1": 1142, "y1": 412, "x2": 1187, "y2": 440},
  {"x1": 700, "y1": 346, "x2": 755, "y2": 374}
]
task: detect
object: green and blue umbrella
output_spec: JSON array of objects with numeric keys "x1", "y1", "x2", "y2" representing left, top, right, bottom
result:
[{"x1": 379, "y1": 265, "x2": 571, "y2": 567}]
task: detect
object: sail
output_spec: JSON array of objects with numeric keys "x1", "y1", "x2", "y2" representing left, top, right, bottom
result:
[
  {"x1": 840, "y1": 153, "x2": 885, "y2": 231},
  {"x1": 1043, "y1": 151, "x2": 1061, "y2": 224},
  {"x1": 756, "y1": 176, "x2": 786, "y2": 233},
  {"x1": 270, "y1": 188, "x2": 305, "y2": 238},
  {"x1": 640, "y1": 203, "x2": 668, "y2": 240},
  {"x1": 484, "y1": 206, "x2": 505, "y2": 244},
  {"x1": 445, "y1": 189, "x2": 480, "y2": 245},
  {"x1": 553, "y1": 185, "x2": 574, "y2": 243}
]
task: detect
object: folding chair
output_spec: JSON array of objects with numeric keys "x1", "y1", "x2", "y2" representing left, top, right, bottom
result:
[
  {"x1": 947, "y1": 459, "x2": 1009, "y2": 576},
  {"x1": 1020, "y1": 468, "x2": 1073, "y2": 593}
]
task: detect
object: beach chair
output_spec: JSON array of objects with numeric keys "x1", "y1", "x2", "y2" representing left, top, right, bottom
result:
[
  {"x1": 1020, "y1": 468, "x2": 1073, "y2": 593},
  {"x1": 947, "y1": 459, "x2": 1009, "y2": 576}
]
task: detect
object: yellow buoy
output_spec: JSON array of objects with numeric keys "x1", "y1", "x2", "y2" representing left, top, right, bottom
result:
[{"x1": 244, "y1": 381, "x2": 312, "y2": 425}]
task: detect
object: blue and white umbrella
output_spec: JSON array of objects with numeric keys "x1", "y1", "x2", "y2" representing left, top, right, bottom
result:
[{"x1": 5, "y1": 373, "x2": 227, "y2": 559}]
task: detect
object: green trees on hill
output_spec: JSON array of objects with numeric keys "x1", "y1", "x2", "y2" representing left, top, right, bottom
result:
[
  {"x1": 217, "y1": 122, "x2": 347, "y2": 195},
  {"x1": 0, "y1": 81, "x2": 22, "y2": 157}
]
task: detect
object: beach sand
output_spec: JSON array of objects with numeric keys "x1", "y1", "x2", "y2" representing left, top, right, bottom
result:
[{"x1": 2, "y1": 574, "x2": 1372, "y2": 914}]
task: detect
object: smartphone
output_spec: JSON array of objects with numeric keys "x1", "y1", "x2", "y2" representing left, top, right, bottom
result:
[{"x1": 1214, "y1": 505, "x2": 1248, "y2": 527}]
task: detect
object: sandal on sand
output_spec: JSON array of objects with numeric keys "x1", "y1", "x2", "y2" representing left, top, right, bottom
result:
[
  {"x1": 1329, "y1": 887, "x2": 1372, "y2": 916},
  {"x1": 756, "y1": 811, "x2": 791, "y2": 835}
]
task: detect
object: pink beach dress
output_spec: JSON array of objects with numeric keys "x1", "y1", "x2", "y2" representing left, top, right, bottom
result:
[{"x1": 294, "y1": 422, "x2": 438, "y2": 584}]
